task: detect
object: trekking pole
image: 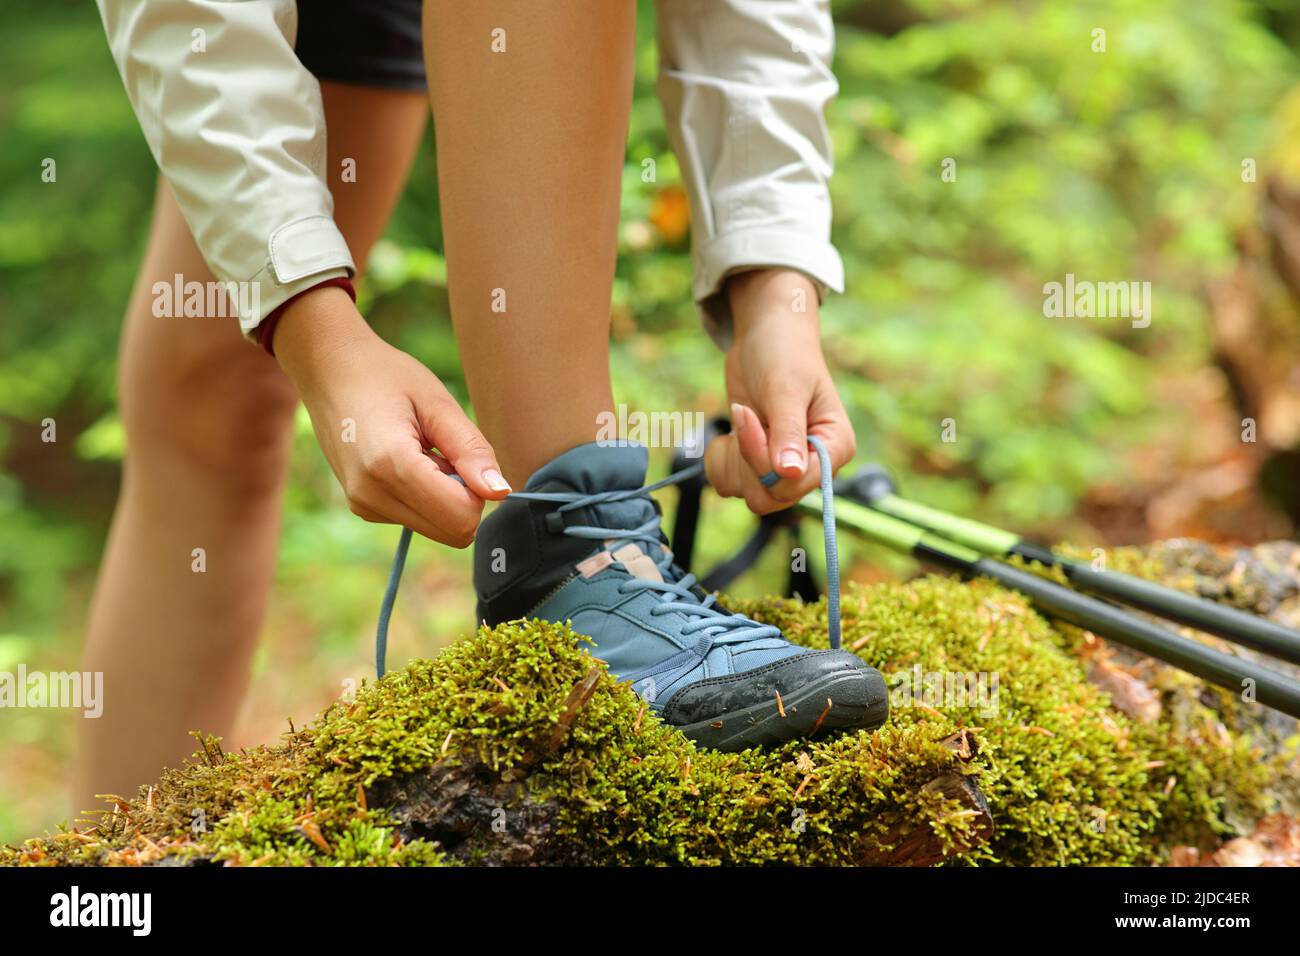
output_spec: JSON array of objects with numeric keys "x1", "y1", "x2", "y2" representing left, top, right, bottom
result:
[
  {"x1": 838, "y1": 466, "x2": 1300, "y2": 667},
  {"x1": 797, "y1": 491, "x2": 1300, "y2": 719}
]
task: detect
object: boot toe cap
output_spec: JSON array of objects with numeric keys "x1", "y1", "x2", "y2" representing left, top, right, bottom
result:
[{"x1": 662, "y1": 649, "x2": 885, "y2": 728}]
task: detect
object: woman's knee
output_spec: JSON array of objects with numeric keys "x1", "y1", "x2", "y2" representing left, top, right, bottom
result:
[{"x1": 119, "y1": 340, "x2": 300, "y2": 500}]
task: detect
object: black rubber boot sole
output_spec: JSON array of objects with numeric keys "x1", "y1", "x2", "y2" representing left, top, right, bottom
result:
[{"x1": 672, "y1": 666, "x2": 889, "y2": 752}]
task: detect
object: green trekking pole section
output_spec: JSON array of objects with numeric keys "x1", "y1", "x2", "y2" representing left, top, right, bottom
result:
[
  {"x1": 840, "y1": 466, "x2": 1300, "y2": 666},
  {"x1": 800, "y1": 493, "x2": 1300, "y2": 719}
]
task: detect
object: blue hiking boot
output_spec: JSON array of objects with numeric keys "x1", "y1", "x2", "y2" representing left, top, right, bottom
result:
[{"x1": 472, "y1": 442, "x2": 888, "y2": 751}]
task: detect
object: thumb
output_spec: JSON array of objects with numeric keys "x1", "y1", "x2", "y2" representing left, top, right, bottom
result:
[
  {"x1": 762, "y1": 382, "x2": 811, "y2": 479},
  {"x1": 418, "y1": 391, "x2": 511, "y2": 500}
]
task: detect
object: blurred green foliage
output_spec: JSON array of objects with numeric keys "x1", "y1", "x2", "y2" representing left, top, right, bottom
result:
[{"x1": 0, "y1": 0, "x2": 1296, "y2": 842}]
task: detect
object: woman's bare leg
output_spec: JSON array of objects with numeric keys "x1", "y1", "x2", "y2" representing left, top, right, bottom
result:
[
  {"x1": 73, "y1": 83, "x2": 427, "y2": 815},
  {"x1": 424, "y1": 0, "x2": 635, "y2": 486}
]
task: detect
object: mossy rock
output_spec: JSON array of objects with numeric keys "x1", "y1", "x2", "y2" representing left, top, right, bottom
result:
[{"x1": 4, "y1": 547, "x2": 1297, "y2": 867}]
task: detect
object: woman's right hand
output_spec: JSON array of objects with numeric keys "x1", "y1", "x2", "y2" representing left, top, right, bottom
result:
[{"x1": 273, "y1": 286, "x2": 510, "y2": 547}]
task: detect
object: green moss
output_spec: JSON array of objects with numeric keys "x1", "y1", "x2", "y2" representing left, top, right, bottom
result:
[
  {"x1": 3, "y1": 575, "x2": 1293, "y2": 867},
  {"x1": 735, "y1": 578, "x2": 1165, "y2": 864}
]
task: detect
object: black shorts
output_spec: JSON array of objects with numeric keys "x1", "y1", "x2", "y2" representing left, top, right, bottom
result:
[{"x1": 295, "y1": 0, "x2": 427, "y2": 92}]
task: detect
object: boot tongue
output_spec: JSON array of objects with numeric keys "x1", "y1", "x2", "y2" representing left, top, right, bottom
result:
[{"x1": 525, "y1": 441, "x2": 657, "y2": 533}]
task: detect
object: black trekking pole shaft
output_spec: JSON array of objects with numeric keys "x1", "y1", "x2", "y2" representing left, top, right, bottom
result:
[
  {"x1": 847, "y1": 477, "x2": 1300, "y2": 666},
  {"x1": 803, "y1": 494, "x2": 1300, "y2": 719},
  {"x1": 1055, "y1": 561, "x2": 1300, "y2": 666},
  {"x1": 966, "y1": 558, "x2": 1300, "y2": 717}
]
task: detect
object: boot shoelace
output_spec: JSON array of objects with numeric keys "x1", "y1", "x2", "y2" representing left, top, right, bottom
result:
[{"x1": 374, "y1": 436, "x2": 840, "y2": 678}]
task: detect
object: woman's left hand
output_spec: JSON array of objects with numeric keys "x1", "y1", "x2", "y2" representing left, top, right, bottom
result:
[{"x1": 705, "y1": 268, "x2": 857, "y2": 515}]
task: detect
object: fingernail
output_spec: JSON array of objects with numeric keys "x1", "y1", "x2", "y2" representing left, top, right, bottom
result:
[
  {"x1": 730, "y1": 403, "x2": 745, "y2": 434},
  {"x1": 483, "y1": 468, "x2": 511, "y2": 493},
  {"x1": 780, "y1": 449, "x2": 805, "y2": 473}
]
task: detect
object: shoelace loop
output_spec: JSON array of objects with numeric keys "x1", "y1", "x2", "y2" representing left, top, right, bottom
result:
[{"x1": 374, "y1": 436, "x2": 840, "y2": 677}]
